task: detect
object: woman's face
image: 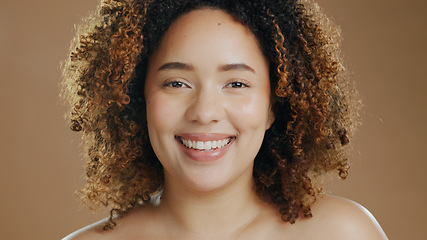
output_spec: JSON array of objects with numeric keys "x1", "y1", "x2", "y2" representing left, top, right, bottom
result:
[{"x1": 145, "y1": 9, "x2": 274, "y2": 192}]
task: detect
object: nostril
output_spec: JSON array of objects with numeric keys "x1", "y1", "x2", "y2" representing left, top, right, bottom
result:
[{"x1": 185, "y1": 94, "x2": 223, "y2": 124}]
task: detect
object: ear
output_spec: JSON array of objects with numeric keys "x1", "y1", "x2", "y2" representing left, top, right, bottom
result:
[{"x1": 265, "y1": 105, "x2": 275, "y2": 130}]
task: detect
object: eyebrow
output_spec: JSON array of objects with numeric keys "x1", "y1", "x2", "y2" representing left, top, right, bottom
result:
[
  {"x1": 218, "y1": 63, "x2": 256, "y2": 73},
  {"x1": 158, "y1": 62, "x2": 194, "y2": 71},
  {"x1": 157, "y1": 62, "x2": 256, "y2": 74}
]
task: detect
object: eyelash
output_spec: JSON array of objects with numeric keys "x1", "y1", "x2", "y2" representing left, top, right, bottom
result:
[
  {"x1": 162, "y1": 80, "x2": 189, "y2": 88},
  {"x1": 162, "y1": 79, "x2": 251, "y2": 89},
  {"x1": 226, "y1": 80, "x2": 250, "y2": 88}
]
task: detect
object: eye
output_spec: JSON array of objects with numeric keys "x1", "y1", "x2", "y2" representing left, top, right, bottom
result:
[
  {"x1": 226, "y1": 80, "x2": 250, "y2": 88},
  {"x1": 163, "y1": 80, "x2": 190, "y2": 88}
]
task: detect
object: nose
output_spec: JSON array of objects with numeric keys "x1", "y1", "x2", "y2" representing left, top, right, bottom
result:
[{"x1": 184, "y1": 87, "x2": 224, "y2": 125}]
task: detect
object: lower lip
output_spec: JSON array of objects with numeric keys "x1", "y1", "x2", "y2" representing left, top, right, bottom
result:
[{"x1": 176, "y1": 138, "x2": 234, "y2": 162}]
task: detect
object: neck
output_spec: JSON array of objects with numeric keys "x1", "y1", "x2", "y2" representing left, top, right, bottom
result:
[{"x1": 158, "y1": 171, "x2": 266, "y2": 236}]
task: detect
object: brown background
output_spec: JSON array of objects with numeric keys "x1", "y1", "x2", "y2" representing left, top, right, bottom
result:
[{"x1": 1, "y1": 0, "x2": 425, "y2": 239}]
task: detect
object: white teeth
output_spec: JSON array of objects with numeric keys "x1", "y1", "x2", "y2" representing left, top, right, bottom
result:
[
  {"x1": 180, "y1": 137, "x2": 232, "y2": 150},
  {"x1": 204, "y1": 141, "x2": 212, "y2": 150}
]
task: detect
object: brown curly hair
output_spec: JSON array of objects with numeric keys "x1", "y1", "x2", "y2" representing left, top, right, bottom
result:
[{"x1": 61, "y1": 0, "x2": 360, "y2": 229}]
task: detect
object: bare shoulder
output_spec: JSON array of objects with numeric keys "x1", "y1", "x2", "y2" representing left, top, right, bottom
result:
[
  {"x1": 61, "y1": 218, "x2": 110, "y2": 240},
  {"x1": 62, "y1": 205, "x2": 158, "y2": 240},
  {"x1": 305, "y1": 195, "x2": 388, "y2": 240}
]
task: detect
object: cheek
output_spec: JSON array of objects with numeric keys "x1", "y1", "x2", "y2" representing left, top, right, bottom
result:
[
  {"x1": 145, "y1": 94, "x2": 183, "y2": 165},
  {"x1": 146, "y1": 95, "x2": 179, "y2": 135},
  {"x1": 228, "y1": 92, "x2": 271, "y2": 130}
]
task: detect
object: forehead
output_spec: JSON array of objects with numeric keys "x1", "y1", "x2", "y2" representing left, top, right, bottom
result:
[
  {"x1": 168, "y1": 8, "x2": 251, "y2": 35},
  {"x1": 149, "y1": 9, "x2": 267, "y2": 69}
]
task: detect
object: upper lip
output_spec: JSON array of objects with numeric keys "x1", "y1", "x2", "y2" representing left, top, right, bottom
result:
[{"x1": 175, "y1": 133, "x2": 236, "y2": 141}]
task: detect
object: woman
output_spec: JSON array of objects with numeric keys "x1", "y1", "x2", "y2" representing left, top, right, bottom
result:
[{"x1": 62, "y1": 0, "x2": 387, "y2": 239}]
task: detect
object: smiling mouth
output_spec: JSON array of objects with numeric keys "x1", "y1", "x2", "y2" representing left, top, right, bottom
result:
[{"x1": 176, "y1": 136, "x2": 235, "y2": 151}]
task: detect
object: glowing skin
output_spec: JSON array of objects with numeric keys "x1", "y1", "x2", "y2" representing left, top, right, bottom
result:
[
  {"x1": 63, "y1": 7, "x2": 388, "y2": 240},
  {"x1": 144, "y1": 9, "x2": 274, "y2": 193}
]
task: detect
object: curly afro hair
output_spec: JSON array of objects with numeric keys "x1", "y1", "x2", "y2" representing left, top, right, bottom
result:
[{"x1": 61, "y1": 0, "x2": 360, "y2": 229}]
